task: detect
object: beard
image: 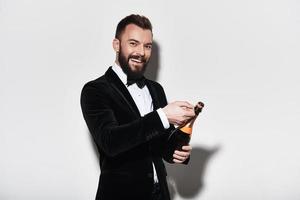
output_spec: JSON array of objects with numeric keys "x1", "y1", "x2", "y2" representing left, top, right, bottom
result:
[{"x1": 118, "y1": 47, "x2": 149, "y2": 80}]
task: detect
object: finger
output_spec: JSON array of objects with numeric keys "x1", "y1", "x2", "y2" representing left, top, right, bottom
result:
[
  {"x1": 176, "y1": 101, "x2": 194, "y2": 109},
  {"x1": 184, "y1": 112, "x2": 195, "y2": 118},
  {"x1": 182, "y1": 106, "x2": 193, "y2": 111},
  {"x1": 182, "y1": 145, "x2": 192, "y2": 151},
  {"x1": 173, "y1": 153, "x2": 187, "y2": 161},
  {"x1": 176, "y1": 119, "x2": 186, "y2": 126},
  {"x1": 174, "y1": 150, "x2": 190, "y2": 157},
  {"x1": 174, "y1": 120, "x2": 183, "y2": 127},
  {"x1": 183, "y1": 108, "x2": 196, "y2": 117},
  {"x1": 173, "y1": 158, "x2": 184, "y2": 164}
]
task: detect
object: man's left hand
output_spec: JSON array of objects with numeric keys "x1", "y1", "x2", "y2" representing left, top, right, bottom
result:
[{"x1": 173, "y1": 145, "x2": 192, "y2": 164}]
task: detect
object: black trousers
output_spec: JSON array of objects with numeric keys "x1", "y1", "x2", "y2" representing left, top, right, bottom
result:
[{"x1": 152, "y1": 182, "x2": 164, "y2": 200}]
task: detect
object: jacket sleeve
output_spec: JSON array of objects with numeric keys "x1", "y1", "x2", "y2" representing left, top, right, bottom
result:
[{"x1": 80, "y1": 82, "x2": 167, "y2": 157}]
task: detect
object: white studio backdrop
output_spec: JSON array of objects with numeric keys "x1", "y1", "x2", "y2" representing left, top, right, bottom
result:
[{"x1": 1, "y1": 0, "x2": 300, "y2": 199}]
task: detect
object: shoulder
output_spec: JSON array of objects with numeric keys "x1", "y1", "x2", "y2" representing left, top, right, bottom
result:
[
  {"x1": 83, "y1": 74, "x2": 108, "y2": 89},
  {"x1": 82, "y1": 75, "x2": 108, "y2": 92},
  {"x1": 80, "y1": 72, "x2": 112, "y2": 100},
  {"x1": 82, "y1": 67, "x2": 115, "y2": 92}
]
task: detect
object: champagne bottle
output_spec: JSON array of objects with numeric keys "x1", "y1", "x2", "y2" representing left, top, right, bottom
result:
[{"x1": 165, "y1": 102, "x2": 204, "y2": 162}]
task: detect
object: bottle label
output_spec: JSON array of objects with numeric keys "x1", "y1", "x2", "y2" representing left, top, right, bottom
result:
[{"x1": 180, "y1": 126, "x2": 192, "y2": 135}]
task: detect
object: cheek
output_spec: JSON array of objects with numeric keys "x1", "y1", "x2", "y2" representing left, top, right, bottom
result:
[
  {"x1": 145, "y1": 51, "x2": 152, "y2": 59},
  {"x1": 127, "y1": 50, "x2": 137, "y2": 59},
  {"x1": 120, "y1": 45, "x2": 132, "y2": 58},
  {"x1": 122, "y1": 52, "x2": 131, "y2": 61}
]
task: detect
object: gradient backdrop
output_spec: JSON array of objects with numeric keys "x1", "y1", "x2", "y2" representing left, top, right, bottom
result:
[{"x1": 1, "y1": 0, "x2": 300, "y2": 199}]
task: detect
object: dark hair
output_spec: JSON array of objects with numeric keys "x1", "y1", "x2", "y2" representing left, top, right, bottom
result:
[{"x1": 115, "y1": 14, "x2": 152, "y2": 39}]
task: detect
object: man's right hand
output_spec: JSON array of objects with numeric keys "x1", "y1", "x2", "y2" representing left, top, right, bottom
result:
[{"x1": 162, "y1": 101, "x2": 195, "y2": 126}]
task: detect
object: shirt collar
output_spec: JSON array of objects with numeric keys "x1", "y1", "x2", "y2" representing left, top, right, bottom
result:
[{"x1": 112, "y1": 62, "x2": 127, "y2": 86}]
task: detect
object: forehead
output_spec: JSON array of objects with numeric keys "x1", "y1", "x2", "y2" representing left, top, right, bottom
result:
[{"x1": 120, "y1": 24, "x2": 153, "y2": 43}]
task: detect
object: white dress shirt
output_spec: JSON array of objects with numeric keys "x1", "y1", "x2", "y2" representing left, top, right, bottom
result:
[{"x1": 112, "y1": 63, "x2": 170, "y2": 183}]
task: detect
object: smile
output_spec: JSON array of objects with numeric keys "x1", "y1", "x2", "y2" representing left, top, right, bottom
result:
[{"x1": 130, "y1": 58, "x2": 143, "y2": 63}]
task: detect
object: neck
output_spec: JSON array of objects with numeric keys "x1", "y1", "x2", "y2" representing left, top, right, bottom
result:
[{"x1": 115, "y1": 59, "x2": 121, "y2": 67}]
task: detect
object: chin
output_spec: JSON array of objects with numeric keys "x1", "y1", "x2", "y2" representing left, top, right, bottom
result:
[
  {"x1": 128, "y1": 67, "x2": 146, "y2": 79},
  {"x1": 130, "y1": 64, "x2": 146, "y2": 73}
]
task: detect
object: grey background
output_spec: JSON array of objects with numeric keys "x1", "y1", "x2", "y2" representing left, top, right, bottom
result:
[{"x1": 1, "y1": 0, "x2": 300, "y2": 199}]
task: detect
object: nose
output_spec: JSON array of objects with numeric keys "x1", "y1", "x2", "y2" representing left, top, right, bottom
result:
[{"x1": 136, "y1": 44, "x2": 145, "y2": 56}]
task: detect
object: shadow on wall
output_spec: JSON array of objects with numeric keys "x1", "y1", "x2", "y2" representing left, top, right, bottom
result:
[
  {"x1": 144, "y1": 41, "x2": 160, "y2": 81},
  {"x1": 146, "y1": 40, "x2": 220, "y2": 199},
  {"x1": 165, "y1": 146, "x2": 220, "y2": 200}
]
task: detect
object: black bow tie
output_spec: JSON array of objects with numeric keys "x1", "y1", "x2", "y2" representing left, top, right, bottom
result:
[{"x1": 127, "y1": 77, "x2": 146, "y2": 88}]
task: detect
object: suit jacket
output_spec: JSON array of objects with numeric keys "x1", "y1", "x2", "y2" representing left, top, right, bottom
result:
[{"x1": 80, "y1": 67, "x2": 177, "y2": 200}]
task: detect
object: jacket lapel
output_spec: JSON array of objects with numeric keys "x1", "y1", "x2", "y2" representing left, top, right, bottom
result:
[
  {"x1": 146, "y1": 80, "x2": 160, "y2": 110},
  {"x1": 105, "y1": 67, "x2": 141, "y2": 117}
]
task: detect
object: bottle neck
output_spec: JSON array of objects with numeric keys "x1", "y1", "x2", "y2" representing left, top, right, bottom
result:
[
  {"x1": 179, "y1": 101, "x2": 204, "y2": 135},
  {"x1": 179, "y1": 116, "x2": 197, "y2": 135}
]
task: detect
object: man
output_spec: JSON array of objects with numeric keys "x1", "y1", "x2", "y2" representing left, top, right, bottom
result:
[{"x1": 81, "y1": 14, "x2": 195, "y2": 200}]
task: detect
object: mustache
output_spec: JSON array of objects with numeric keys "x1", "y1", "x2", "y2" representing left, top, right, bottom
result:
[{"x1": 128, "y1": 54, "x2": 147, "y2": 63}]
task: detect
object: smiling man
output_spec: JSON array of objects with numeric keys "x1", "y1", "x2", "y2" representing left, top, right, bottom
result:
[{"x1": 81, "y1": 14, "x2": 195, "y2": 200}]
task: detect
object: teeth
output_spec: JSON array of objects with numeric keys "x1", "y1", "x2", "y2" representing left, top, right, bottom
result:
[{"x1": 131, "y1": 58, "x2": 142, "y2": 63}]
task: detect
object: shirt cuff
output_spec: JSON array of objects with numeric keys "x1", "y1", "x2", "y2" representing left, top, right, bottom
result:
[{"x1": 156, "y1": 108, "x2": 170, "y2": 129}]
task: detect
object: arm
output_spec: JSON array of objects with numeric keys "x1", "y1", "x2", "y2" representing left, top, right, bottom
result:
[
  {"x1": 80, "y1": 82, "x2": 166, "y2": 157},
  {"x1": 153, "y1": 86, "x2": 194, "y2": 164}
]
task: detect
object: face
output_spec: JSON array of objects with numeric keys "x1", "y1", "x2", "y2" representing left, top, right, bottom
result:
[{"x1": 113, "y1": 24, "x2": 153, "y2": 80}]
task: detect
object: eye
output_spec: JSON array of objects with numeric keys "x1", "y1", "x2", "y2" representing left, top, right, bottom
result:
[
  {"x1": 129, "y1": 41, "x2": 137, "y2": 47},
  {"x1": 145, "y1": 45, "x2": 152, "y2": 50}
]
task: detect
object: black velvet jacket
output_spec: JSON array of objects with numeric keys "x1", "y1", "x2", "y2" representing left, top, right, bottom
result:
[{"x1": 80, "y1": 67, "x2": 178, "y2": 200}]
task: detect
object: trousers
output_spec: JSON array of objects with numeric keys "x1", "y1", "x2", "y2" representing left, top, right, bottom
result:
[{"x1": 152, "y1": 182, "x2": 164, "y2": 200}]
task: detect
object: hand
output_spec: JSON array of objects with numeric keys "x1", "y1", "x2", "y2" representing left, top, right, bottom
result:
[
  {"x1": 162, "y1": 101, "x2": 195, "y2": 126},
  {"x1": 173, "y1": 145, "x2": 192, "y2": 164}
]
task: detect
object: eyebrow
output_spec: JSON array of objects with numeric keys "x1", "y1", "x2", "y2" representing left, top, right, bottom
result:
[
  {"x1": 128, "y1": 39, "x2": 152, "y2": 45},
  {"x1": 128, "y1": 39, "x2": 139, "y2": 43}
]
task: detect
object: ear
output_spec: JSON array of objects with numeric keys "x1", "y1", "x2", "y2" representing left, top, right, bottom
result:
[{"x1": 112, "y1": 38, "x2": 120, "y2": 53}]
